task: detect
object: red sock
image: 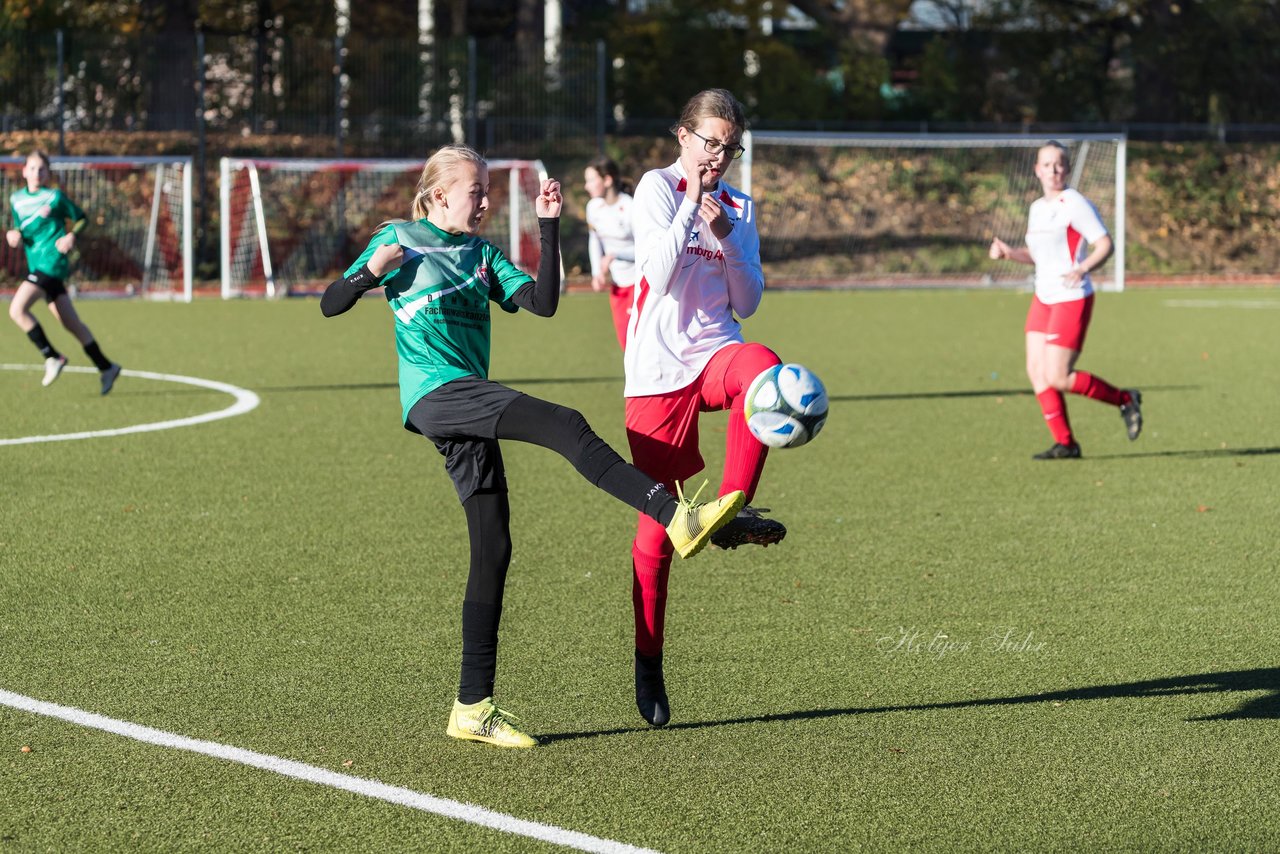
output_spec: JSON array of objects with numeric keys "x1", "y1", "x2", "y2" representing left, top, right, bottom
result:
[
  {"x1": 722, "y1": 397, "x2": 768, "y2": 501},
  {"x1": 1069, "y1": 371, "x2": 1127, "y2": 407},
  {"x1": 719, "y1": 345, "x2": 778, "y2": 501},
  {"x1": 1036, "y1": 389, "x2": 1074, "y2": 445},
  {"x1": 632, "y1": 546, "x2": 671, "y2": 657}
]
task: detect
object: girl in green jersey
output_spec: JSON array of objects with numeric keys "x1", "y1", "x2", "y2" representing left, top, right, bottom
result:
[
  {"x1": 323, "y1": 144, "x2": 744, "y2": 748},
  {"x1": 6, "y1": 150, "x2": 122, "y2": 394}
]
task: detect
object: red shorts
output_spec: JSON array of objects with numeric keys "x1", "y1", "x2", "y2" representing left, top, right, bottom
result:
[
  {"x1": 1025, "y1": 294, "x2": 1094, "y2": 352},
  {"x1": 625, "y1": 342, "x2": 779, "y2": 485}
]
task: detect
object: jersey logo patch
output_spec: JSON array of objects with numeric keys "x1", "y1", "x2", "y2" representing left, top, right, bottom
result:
[{"x1": 685, "y1": 228, "x2": 725, "y2": 262}]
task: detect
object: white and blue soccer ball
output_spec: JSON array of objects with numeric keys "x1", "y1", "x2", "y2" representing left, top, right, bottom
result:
[{"x1": 743, "y1": 363, "x2": 829, "y2": 449}]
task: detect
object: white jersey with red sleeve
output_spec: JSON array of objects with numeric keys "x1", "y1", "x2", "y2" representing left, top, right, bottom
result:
[
  {"x1": 1025, "y1": 187, "x2": 1109, "y2": 304},
  {"x1": 623, "y1": 160, "x2": 764, "y2": 397},
  {"x1": 586, "y1": 192, "x2": 637, "y2": 287}
]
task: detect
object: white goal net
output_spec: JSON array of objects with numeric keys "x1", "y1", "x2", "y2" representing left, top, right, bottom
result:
[
  {"x1": 219, "y1": 157, "x2": 550, "y2": 298},
  {"x1": 1, "y1": 156, "x2": 194, "y2": 300},
  {"x1": 740, "y1": 132, "x2": 1126, "y2": 290}
]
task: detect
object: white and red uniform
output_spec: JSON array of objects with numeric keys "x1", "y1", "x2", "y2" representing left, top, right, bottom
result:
[
  {"x1": 623, "y1": 158, "x2": 779, "y2": 658},
  {"x1": 586, "y1": 192, "x2": 636, "y2": 348},
  {"x1": 1025, "y1": 188, "x2": 1108, "y2": 304},
  {"x1": 624, "y1": 160, "x2": 764, "y2": 397},
  {"x1": 587, "y1": 192, "x2": 636, "y2": 286},
  {"x1": 1021, "y1": 186, "x2": 1131, "y2": 449}
]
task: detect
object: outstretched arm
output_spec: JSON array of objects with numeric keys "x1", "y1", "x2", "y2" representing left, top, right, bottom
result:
[
  {"x1": 321, "y1": 242, "x2": 402, "y2": 317},
  {"x1": 989, "y1": 237, "x2": 1034, "y2": 266},
  {"x1": 507, "y1": 217, "x2": 561, "y2": 317},
  {"x1": 506, "y1": 180, "x2": 562, "y2": 317}
]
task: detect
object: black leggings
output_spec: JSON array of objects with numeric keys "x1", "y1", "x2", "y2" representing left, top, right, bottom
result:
[
  {"x1": 462, "y1": 394, "x2": 669, "y2": 606},
  {"x1": 498, "y1": 394, "x2": 631, "y2": 491},
  {"x1": 456, "y1": 394, "x2": 675, "y2": 702}
]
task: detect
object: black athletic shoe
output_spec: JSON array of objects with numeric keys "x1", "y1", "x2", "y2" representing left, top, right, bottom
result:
[
  {"x1": 635, "y1": 650, "x2": 670, "y2": 727},
  {"x1": 710, "y1": 506, "x2": 788, "y2": 550},
  {"x1": 1032, "y1": 442, "x2": 1082, "y2": 460},
  {"x1": 100, "y1": 363, "x2": 122, "y2": 396},
  {"x1": 1120, "y1": 389, "x2": 1143, "y2": 441}
]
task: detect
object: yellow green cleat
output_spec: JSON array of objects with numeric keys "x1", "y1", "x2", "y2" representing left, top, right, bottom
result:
[
  {"x1": 665, "y1": 481, "x2": 746, "y2": 559},
  {"x1": 446, "y1": 697, "x2": 538, "y2": 748}
]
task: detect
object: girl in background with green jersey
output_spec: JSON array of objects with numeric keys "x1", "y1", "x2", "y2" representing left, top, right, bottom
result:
[
  {"x1": 6, "y1": 150, "x2": 122, "y2": 394},
  {"x1": 322, "y1": 144, "x2": 744, "y2": 748}
]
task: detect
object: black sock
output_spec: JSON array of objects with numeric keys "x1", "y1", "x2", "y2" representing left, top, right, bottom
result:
[
  {"x1": 26, "y1": 324, "x2": 61, "y2": 360},
  {"x1": 458, "y1": 600, "x2": 502, "y2": 704},
  {"x1": 83, "y1": 340, "x2": 112, "y2": 372},
  {"x1": 596, "y1": 461, "x2": 677, "y2": 526}
]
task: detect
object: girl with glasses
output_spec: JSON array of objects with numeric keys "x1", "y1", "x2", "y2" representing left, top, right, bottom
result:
[{"x1": 623, "y1": 89, "x2": 788, "y2": 728}]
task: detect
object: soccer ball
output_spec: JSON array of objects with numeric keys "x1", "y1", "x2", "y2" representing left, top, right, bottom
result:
[{"x1": 743, "y1": 363, "x2": 829, "y2": 449}]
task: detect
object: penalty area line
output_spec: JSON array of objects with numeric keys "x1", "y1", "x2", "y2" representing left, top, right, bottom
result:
[
  {"x1": 0, "y1": 364, "x2": 260, "y2": 446},
  {"x1": 0, "y1": 689, "x2": 659, "y2": 854}
]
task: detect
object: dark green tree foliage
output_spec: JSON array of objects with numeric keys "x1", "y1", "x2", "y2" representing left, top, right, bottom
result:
[
  {"x1": 1126, "y1": 0, "x2": 1280, "y2": 123},
  {"x1": 611, "y1": 0, "x2": 750, "y2": 124},
  {"x1": 910, "y1": 0, "x2": 1280, "y2": 125},
  {"x1": 4, "y1": 0, "x2": 1279, "y2": 130},
  {"x1": 607, "y1": 0, "x2": 904, "y2": 126},
  {"x1": 140, "y1": 0, "x2": 198, "y2": 130},
  {"x1": 1, "y1": 0, "x2": 137, "y2": 31},
  {"x1": 899, "y1": 2, "x2": 1122, "y2": 123}
]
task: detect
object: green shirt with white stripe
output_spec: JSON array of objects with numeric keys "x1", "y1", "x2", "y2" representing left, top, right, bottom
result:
[
  {"x1": 344, "y1": 219, "x2": 533, "y2": 427},
  {"x1": 9, "y1": 187, "x2": 86, "y2": 280}
]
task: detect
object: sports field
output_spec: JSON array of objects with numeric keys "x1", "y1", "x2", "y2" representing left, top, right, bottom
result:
[{"x1": 3, "y1": 287, "x2": 1278, "y2": 851}]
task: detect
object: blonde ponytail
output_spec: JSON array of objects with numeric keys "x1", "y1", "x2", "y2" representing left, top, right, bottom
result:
[{"x1": 411, "y1": 187, "x2": 432, "y2": 221}]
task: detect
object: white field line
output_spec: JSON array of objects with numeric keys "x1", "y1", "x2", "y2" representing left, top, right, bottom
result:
[
  {"x1": 1163, "y1": 299, "x2": 1280, "y2": 309},
  {"x1": 0, "y1": 688, "x2": 660, "y2": 854},
  {"x1": 0, "y1": 364, "x2": 260, "y2": 446}
]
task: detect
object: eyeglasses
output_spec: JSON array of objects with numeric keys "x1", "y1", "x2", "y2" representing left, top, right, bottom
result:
[{"x1": 688, "y1": 128, "x2": 746, "y2": 160}]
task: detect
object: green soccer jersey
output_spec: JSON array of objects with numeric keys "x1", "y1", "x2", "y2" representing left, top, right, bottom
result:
[
  {"x1": 345, "y1": 219, "x2": 533, "y2": 426},
  {"x1": 9, "y1": 187, "x2": 86, "y2": 280}
]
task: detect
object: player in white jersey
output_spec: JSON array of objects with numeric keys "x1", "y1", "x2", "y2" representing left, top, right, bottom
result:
[
  {"x1": 583, "y1": 156, "x2": 636, "y2": 349},
  {"x1": 623, "y1": 88, "x2": 788, "y2": 728},
  {"x1": 989, "y1": 141, "x2": 1142, "y2": 459}
]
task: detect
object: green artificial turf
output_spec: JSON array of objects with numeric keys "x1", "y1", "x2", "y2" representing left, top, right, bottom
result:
[{"x1": 2, "y1": 288, "x2": 1278, "y2": 851}]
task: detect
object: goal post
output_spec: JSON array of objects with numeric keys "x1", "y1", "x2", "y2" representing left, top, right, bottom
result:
[
  {"x1": 219, "y1": 157, "x2": 551, "y2": 299},
  {"x1": 0, "y1": 156, "x2": 194, "y2": 301},
  {"x1": 740, "y1": 131, "x2": 1126, "y2": 291}
]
